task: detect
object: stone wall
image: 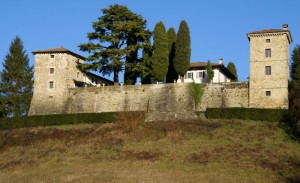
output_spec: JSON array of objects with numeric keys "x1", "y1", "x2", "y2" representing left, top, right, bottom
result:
[
  {"x1": 28, "y1": 82, "x2": 249, "y2": 121},
  {"x1": 197, "y1": 82, "x2": 249, "y2": 111}
]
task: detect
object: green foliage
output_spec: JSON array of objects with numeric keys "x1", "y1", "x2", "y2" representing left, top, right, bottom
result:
[
  {"x1": 78, "y1": 4, "x2": 150, "y2": 85},
  {"x1": 205, "y1": 108, "x2": 290, "y2": 122},
  {"x1": 166, "y1": 27, "x2": 177, "y2": 83},
  {"x1": 0, "y1": 36, "x2": 33, "y2": 117},
  {"x1": 151, "y1": 21, "x2": 169, "y2": 81},
  {"x1": 0, "y1": 112, "x2": 118, "y2": 129},
  {"x1": 289, "y1": 45, "x2": 300, "y2": 135},
  {"x1": 174, "y1": 20, "x2": 191, "y2": 77},
  {"x1": 141, "y1": 38, "x2": 153, "y2": 84},
  {"x1": 206, "y1": 60, "x2": 214, "y2": 83},
  {"x1": 227, "y1": 61, "x2": 238, "y2": 81},
  {"x1": 190, "y1": 83, "x2": 204, "y2": 108},
  {"x1": 291, "y1": 45, "x2": 300, "y2": 83}
]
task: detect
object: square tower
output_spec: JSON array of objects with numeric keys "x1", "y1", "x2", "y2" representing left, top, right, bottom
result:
[
  {"x1": 28, "y1": 47, "x2": 113, "y2": 115},
  {"x1": 247, "y1": 24, "x2": 292, "y2": 109}
]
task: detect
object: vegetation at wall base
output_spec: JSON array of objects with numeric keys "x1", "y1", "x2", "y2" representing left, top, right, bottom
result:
[
  {"x1": 0, "y1": 112, "x2": 119, "y2": 129},
  {"x1": 189, "y1": 83, "x2": 204, "y2": 108},
  {"x1": 205, "y1": 108, "x2": 290, "y2": 122}
]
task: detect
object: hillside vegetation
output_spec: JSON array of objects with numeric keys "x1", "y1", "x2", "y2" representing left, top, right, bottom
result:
[{"x1": 0, "y1": 115, "x2": 299, "y2": 182}]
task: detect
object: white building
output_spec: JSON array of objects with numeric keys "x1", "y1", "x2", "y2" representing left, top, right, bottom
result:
[{"x1": 181, "y1": 58, "x2": 237, "y2": 83}]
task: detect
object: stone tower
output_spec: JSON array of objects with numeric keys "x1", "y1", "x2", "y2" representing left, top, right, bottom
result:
[
  {"x1": 247, "y1": 24, "x2": 292, "y2": 109},
  {"x1": 28, "y1": 47, "x2": 86, "y2": 115}
]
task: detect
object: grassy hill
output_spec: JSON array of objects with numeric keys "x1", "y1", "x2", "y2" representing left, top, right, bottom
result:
[{"x1": 0, "y1": 116, "x2": 299, "y2": 182}]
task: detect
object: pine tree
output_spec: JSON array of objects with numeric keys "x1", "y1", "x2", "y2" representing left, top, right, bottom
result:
[
  {"x1": 227, "y1": 62, "x2": 238, "y2": 81},
  {"x1": 174, "y1": 20, "x2": 191, "y2": 82},
  {"x1": 206, "y1": 60, "x2": 214, "y2": 83},
  {"x1": 0, "y1": 36, "x2": 33, "y2": 117},
  {"x1": 151, "y1": 21, "x2": 169, "y2": 82},
  {"x1": 166, "y1": 27, "x2": 177, "y2": 83},
  {"x1": 79, "y1": 4, "x2": 150, "y2": 85}
]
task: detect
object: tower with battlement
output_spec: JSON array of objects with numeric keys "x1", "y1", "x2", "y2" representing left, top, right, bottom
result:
[{"x1": 247, "y1": 24, "x2": 292, "y2": 109}]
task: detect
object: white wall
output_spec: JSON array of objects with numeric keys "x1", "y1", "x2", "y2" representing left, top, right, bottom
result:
[{"x1": 182, "y1": 68, "x2": 230, "y2": 83}]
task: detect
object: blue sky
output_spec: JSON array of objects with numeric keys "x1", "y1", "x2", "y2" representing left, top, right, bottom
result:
[{"x1": 1, "y1": 0, "x2": 299, "y2": 82}]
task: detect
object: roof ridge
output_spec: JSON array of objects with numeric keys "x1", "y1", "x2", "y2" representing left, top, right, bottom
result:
[{"x1": 32, "y1": 47, "x2": 85, "y2": 60}]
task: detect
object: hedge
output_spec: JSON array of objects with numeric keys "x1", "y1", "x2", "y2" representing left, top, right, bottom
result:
[
  {"x1": 205, "y1": 108, "x2": 290, "y2": 122},
  {"x1": 0, "y1": 112, "x2": 118, "y2": 129}
]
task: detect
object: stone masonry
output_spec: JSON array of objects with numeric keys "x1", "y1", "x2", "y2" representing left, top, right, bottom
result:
[
  {"x1": 247, "y1": 24, "x2": 292, "y2": 109},
  {"x1": 28, "y1": 25, "x2": 292, "y2": 119}
]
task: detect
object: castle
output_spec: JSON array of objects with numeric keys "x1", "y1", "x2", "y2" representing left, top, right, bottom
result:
[{"x1": 28, "y1": 25, "x2": 292, "y2": 120}]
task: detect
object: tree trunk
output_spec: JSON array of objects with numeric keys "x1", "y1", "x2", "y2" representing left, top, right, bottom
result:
[
  {"x1": 113, "y1": 68, "x2": 119, "y2": 85},
  {"x1": 180, "y1": 75, "x2": 184, "y2": 83}
]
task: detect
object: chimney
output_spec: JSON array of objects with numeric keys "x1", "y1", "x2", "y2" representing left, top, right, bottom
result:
[
  {"x1": 282, "y1": 24, "x2": 288, "y2": 30},
  {"x1": 218, "y1": 58, "x2": 223, "y2": 65}
]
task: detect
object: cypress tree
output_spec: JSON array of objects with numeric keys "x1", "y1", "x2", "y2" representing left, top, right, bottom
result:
[
  {"x1": 0, "y1": 36, "x2": 33, "y2": 117},
  {"x1": 289, "y1": 45, "x2": 300, "y2": 132},
  {"x1": 174, "y1": 20, "x2": 191, "y2": 82},
  {"x1": 141, "y1": 38, "x2": 153, "y2": 84},
  {"x1": 206, "y1": 60, "x2": 214, "y2": 83},
  {"x1": 151, "y1": 21, "x2": 169, "y2": 82},
  {"x1": 166, "y1": 27, "x2": 177, "y2": 83},
  {"x1": 227, "y1": 61, "x2": 238, "y2": 81},
  {"x1": 291, "y1": 45, "x2": 300, "y2": 86}
]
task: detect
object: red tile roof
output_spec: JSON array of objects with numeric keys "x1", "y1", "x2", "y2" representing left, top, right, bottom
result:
[{"x1": 32, "y1": 47, "x2": 85, "y2": 60}]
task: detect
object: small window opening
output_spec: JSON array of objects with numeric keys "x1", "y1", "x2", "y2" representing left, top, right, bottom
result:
[
  {"x1": 266, "y1": 91, "x2": 271, "y2": 96},
  {"x1": 265, "y1": 49, "x2": 271, "y2": 57},
  {"x1": 50, "y1": 68, "x2": 54, "y2": 74},
  {"x1": 265, "y1": 66, "x2": 271, "y2": 75},
  {"x1": 49, "y1": 81, "x2": 54, "y2": 89},
  {"x1": 266, "y1": 39, "x2": 270, "y2": 43},
  {"x1": 50, "y1": 55, "x2": 55, "y2": 58}
]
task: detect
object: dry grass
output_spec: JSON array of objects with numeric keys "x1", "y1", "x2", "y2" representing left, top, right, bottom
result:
[{"x1": 0, "y1": 118, "x2": 299, "y2": 183}]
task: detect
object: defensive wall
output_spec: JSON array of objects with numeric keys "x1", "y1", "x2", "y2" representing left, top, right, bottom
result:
[{"x1": 29, "y1": 82, "x2": 249, "y2": 121}]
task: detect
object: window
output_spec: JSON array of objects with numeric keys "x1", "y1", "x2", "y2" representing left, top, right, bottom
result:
[
  {"x1": 195, "y1": 71, "x2": 204, "y2": 78},
  {"x1": 203, "y1": 71, "x2": 207, "y2": 78},
  {"x1": 50, "y1": 54, "x2": 55, "y2": 58},
  {"x1": 50, "y1": 68, "x2": 54, "y2": 74},
  {"x1": 49, "y1": 81, "x2": 54, "y2": 89},
  {"x1": 265, "y1": 66, "x2": 271, "y2": 75},
  {"x1": 185, "y1": 73, "x2": 193, "y2": 79},
  {"x1": 266, "y1": 39, "x2": 270, "y2": 43},
  {"x1": 266, "y1": 91, "x2": 271, "y2": 96},
  {"x1": 187, "y1": 72, "x2": 193, "y2": 79},
  {"x1": 265, "y1": 49, "x2": 271, "y2": 57}
]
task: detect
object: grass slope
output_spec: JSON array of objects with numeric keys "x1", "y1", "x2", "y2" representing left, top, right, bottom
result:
[{"x1": 0, "y1": 118, "x2": 299, "y2": 183}]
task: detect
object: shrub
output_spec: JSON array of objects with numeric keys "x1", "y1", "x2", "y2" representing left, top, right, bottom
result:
[
  {"x1": 190, "y1": 83, "x2": 204, "y2": 108},
  {"x1": 116, "y1": 111, "x2": 145, "y2": 133},
  {"x1": 205, "y1": 108, "x2": 290, "y2": 122},
  {"x1": 0, "y1": 112, "x2": 117, "y2": 129}
]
